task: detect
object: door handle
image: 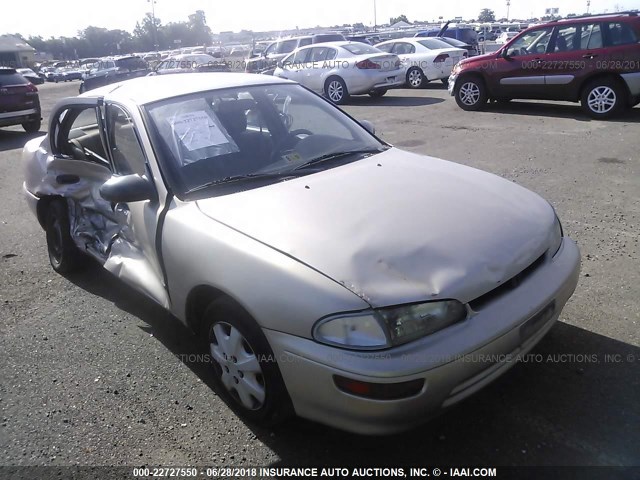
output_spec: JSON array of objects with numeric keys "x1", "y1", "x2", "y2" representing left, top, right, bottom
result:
[
  {"x1": 583, "y1": 53, "x2": 597, "y2": 59},
  {"x1": 56, "y1": 174, "x2": 80, "y2": 185}
]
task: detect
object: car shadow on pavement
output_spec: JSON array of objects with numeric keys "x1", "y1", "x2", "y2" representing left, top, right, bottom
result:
[
  {"x1": 64, "y1": 264, "x2": 639, "y2": 467},
  {"x1": 486, "y1": 101, "x2": 640, "y2": 123},
  {"x1": 64, "y1": 262, "x2": 221, "y2": 393},
  {"x1": 0, "y1": 129, "x2": 45, "y2": 153},
  {"x1": 348, "y1": 96, "x2": 445, "y2": 107}
]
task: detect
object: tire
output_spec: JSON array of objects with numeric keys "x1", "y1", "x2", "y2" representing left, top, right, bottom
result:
[
  {"x1": 440, "y1": 78, "x2": 449, "y2": 86},
  {"x1": 324, "y1": 76, "x2": 349, "y2": 104},
  {"x1": 369, "y1": 89, "x2": 387, "y2": 98},
  {"x1": 22, "y1": 120, "x2": 41, "y2": 133},
  {"x1": 45, "y1": 200, "x2": 84, "y2": 274},
  {"x1": 201, "y1": 298, "x2": 293, "y2": 427},
  {"x1": 581, "y1": 77, "x2": 626, "y2": 119},
  {"x1": 454, "y1": 76, "x2": 488, "y2": 111},
  {"x1": 406, "y1": 67, "x2": 424, "y2": 89}
]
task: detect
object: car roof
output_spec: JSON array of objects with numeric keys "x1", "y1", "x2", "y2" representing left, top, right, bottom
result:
[{"x1": 81, "y1": 72, "x2": 293, "y2": 105}]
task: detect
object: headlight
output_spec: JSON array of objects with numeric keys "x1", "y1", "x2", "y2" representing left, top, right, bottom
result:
[
  {"x1": 550, "y1": 214, "x2": 563, "y2": 257},
  {"x1": 313, "y1": 300, "x2": 468, "y2": 350}
]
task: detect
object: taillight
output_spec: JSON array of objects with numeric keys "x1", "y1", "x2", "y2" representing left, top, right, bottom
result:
[
  {"x1": 26, "y1": 83, "x2": 38, "y2": 95},
  {"x1": 356, "y1": 59, "x2": 380, "y2": 69},
  {"x1": 433, "y1": 54, "x2": 450, "y2": 63}
]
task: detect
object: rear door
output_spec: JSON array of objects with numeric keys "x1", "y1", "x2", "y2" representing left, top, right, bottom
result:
[
  {"x1": 544, "y1": 22, "x2": 605, "y2": 100},
  {"x1": 46, "y1": 98, "x2": 170, "y2": 307},
  {"x1": 304, "y1": 46, "x2": 337, "y2": 92}
]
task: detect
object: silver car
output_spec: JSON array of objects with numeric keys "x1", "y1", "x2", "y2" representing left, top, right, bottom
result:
[
  {"x1": 273, "y1": 41, "x2": 404, "y2": 104},
  {"x1": 22, "y1": 73, "x2": 580, "y2": 435}
]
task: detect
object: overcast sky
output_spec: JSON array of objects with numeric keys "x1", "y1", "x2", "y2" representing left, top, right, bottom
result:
[{"x1": 3, "y1": 0, "x2": 640, "y2": 38}]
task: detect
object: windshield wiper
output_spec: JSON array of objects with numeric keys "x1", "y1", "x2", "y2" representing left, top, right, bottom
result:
[
  {"x1": 293, "y1": 148, "x2": 386, "y2": 171},
  {"x1": 186, "y1": 172, "x2": 302, "y2": 194}
]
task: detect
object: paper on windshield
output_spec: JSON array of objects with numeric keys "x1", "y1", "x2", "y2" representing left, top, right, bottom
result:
[{"x1": 171, "y1": 110, "x2": 231, "y2": 151}]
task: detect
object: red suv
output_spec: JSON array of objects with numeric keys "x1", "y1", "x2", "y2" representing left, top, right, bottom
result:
[
  {"x1": 448, "y1": 12, "x2": 640, "y2": 118},
  {"x1": 0, "y1": 68, "x2": 41, "y2": 132}
]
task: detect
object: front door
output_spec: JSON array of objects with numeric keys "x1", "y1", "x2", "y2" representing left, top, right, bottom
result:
[{"x1": 490, "y1": 26, "x2": 554, "y2": 99}]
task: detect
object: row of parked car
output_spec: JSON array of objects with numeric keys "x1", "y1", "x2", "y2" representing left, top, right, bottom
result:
[{"x1": 251, "y1": 12, "x2": 640, "y2": 117}]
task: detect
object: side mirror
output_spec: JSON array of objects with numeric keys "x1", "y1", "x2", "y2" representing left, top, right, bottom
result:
[
  {"x1": 500, "y1": 48, "x2": 511, "y2": 59},
  {"x1": 100, "y1": 175, "x2": 155, "y2": 203},
  {"x1": 360, "y1": 120, "x2": 375, "y2": 135}
]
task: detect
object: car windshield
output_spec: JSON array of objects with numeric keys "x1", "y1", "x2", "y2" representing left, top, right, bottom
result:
[
  {"x1": 145, "y1": 84, "x2": 386, "y2": 198},
  {"x1": 417, "y1": 38, "x2": 454, "y2": 50}
]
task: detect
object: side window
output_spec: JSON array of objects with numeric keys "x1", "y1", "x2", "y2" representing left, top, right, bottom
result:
[
  {"x1": 298, "y1": 38, "x2": 312, "y2": 48},
  {"x1": 56, "y1": 106, "x2": 109, "y2": 166},
  {"x1": 553, "y1": 25, "x2": 578, "y2": 52},
  {"x1": 581, "y1": 23, "x2": 603, "y2": 50},
  {"x1": 393, "y1": 43, "x2": 415, "y2": 54},
  {"x1": 291, "y1": 48, "x2": 310, "y2": 64},
  {"x1": 605, "y1": 22, "x2": 638, "y2": 46},
  {"x1": 376, "y1": 43, "x2": 393, "y2": 53},
  {"x1": 309, "y1": 47, "x2": 330, "y2": 62},
  {"x1": 107, "y1": 105, "x2": 147, "y2": 176},
  {"x1": 326, "y1": 48, "x2": 337, "y2": 60},
  {"x1": 506, "y1": 28, "x2": 553, "y2": 56}
]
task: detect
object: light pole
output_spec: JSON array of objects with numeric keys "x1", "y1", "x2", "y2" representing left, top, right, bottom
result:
[
  {"x1": 586, "y1": 0, "x2": 591, "y2": 13},
  {"x1": 147, "y1": 0, "x2": 158, "y2": 51},
  {"x1": 506, "y1": 0, "x2": 511, "y2": 21},
  {"x1": 373, "y1": 0, "x2": 377, "y2": 32}
]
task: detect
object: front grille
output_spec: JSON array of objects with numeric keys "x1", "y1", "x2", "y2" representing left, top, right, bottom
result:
[{"x1": 469, "y1": 253, "x2": 546, "y2": 311}]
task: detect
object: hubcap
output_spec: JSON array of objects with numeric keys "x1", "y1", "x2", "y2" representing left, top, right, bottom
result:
[
  {"x1": 408, "y1": 69, "x2": 422, "y2": 87},
  {"x1": 587, "y1": 86, "x2": 616, "y2": 114},
  {"x1": 209, "y1": 322, "x2": 265, "y2": 410},
  {"x1": 327, "y1": 81, "x2": 344, "y2": 102},
  {"x1": 459, "y1": 82, "x2": 480, "y2": 105}
]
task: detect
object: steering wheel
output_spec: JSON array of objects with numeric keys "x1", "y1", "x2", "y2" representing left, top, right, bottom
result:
[{"x1": 270, "y1": 129, "x2": 313, "y2": 161}]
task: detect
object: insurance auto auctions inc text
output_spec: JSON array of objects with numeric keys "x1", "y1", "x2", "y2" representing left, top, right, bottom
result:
[{"x1": 257, "y1": 467, "x2": 497, "y2": 477}]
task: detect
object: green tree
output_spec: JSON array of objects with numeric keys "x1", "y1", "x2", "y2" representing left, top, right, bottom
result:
[
  {"x1": 478, "y1": 8, "x2": 496, "y2": 22},
  {"x1": 389, "y1": 14, "x2": 410, "y2": 25}
]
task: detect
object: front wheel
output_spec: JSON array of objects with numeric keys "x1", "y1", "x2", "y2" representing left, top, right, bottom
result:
[
  {"x1": 201, "y1": 298, "x2": 293, "y2": 427},
  {"x1": 454, "y1": 77, "x2": 488, "y2": 111},
  {"x1": 369, "y1": 89, "x2": 387, "y2": 98},
  {"x1": 581, "y1": 78, "x2": 625, "y2": 119},
  {"x1": 324, "y1": 77, "x2": 349, "y2": 105}
]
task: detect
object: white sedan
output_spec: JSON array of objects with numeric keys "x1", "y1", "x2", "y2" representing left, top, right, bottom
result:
[
  {"x1": 375, "y1": 37, "x2": 467, "y2": 88},
  {"x1": 273, "y1": 41, "x2": 404, "y2": 104}
]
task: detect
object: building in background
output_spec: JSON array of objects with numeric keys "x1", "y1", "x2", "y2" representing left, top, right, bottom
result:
[{"x1": 0, "y1": 35, "x2": 36, "y2": 67}]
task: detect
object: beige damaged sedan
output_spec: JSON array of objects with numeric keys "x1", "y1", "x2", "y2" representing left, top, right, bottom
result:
[{"x1": 22, "y1": 73, "x2": 580, "y2": 434}]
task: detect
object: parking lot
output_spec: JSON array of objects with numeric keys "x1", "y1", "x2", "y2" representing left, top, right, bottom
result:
[{"x1": 0, "y1": 80, "x2": 638, "y2": 468}]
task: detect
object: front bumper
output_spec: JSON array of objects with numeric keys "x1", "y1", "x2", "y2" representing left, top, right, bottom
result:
[
  {"x1": 265, "y1": 238, "x2": 580, "y2": 434},
  {"x1": 448, "y1": 73, "x2": 458, "y2": 96},
  {"x1": 0, "y1": 108, "x2": 40, "y2": 128}
]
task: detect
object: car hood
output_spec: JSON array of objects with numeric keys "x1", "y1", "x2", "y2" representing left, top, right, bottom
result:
[{"x1": 196, "y1": 149, "x2": 556, "y2": 307}]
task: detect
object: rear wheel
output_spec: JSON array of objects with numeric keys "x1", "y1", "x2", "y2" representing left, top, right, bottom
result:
[
  {"x1": 201, "y1": 298, "x2": 293, "y2": 426},
  {"x1": 22, "y1": 120, "x2": 41, "y2": 133},
  {"x1": 369, "y1": 89, "x2": 387, "y2": 98},
  {"x1": 581, "y1": 78, "x2": 625, "y2": 119},
  {"x1": 45, "y1": 200, "x2": 84, "y2": 273},
  {"x1": 454, "y1": 76, "x2": 488, "y2": 111},
  {"x1": 406, "y1": 67, "x2": 424, "y2": 89},
  {"x1": 324, "y1": 77, "x2": 349, "y2": 105}
]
